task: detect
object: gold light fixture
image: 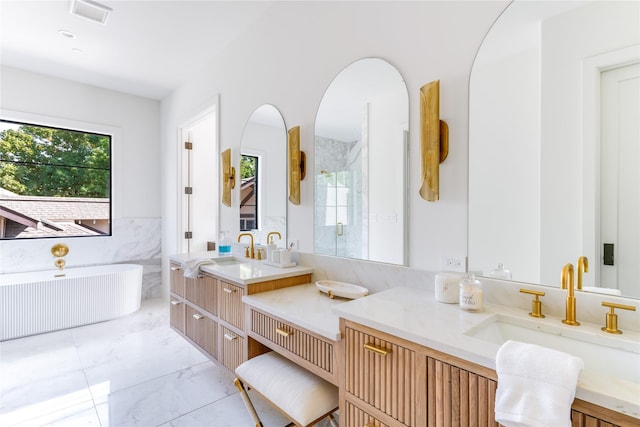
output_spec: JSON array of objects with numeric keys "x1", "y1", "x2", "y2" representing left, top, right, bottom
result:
[
  {"x1": 419, "y1": 80, "x2": 449, "y2": 202},
  {"x1": 288, "y1": 126, "x2": 306, "y2": 205},
  {"x1": 221, "y1": 148, "x2": 235, "y2": 207}
]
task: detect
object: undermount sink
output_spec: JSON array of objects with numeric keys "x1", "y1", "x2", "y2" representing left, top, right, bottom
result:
[
  {"x1": 464, "y1": 313, "x2": 640, "y2": 384},
  {"x1": 210, "y1": 257, "x2": 246, "y2": 266}
]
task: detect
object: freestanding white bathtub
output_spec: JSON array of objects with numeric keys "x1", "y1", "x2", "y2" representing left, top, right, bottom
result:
[{"x1": 0, "y1": 264, "x2": 143, "y2": 341}]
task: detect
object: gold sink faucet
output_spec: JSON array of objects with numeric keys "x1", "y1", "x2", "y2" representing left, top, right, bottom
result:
[
  {"x1": 238, "y1": 233, "x2": 255, "y2": 259},
  {"x1": 561, "y1": 263, "x2": 580, "y2": 326},
  {"x1": 577, "y1": 256, "x2": 588, "y2": 290}
]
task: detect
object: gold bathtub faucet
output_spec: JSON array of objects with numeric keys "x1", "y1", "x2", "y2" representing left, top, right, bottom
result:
[
  {"x1": 238, "y1": 233, "x2": 255, "y2": 259},
  {"x1": 561, "y1": 263, "x2": 580, "y2": 326},
  {"x1": 51, "y1": 243, "x2": 69, "y2": 274}
]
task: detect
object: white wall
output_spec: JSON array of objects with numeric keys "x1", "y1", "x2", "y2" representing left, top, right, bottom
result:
[
  {"x1": 0, "y1": 66, "x2": 161, "y2": 274},
  {"x1": 161, "y1": 1, "x2": 509, "y2": 292}
]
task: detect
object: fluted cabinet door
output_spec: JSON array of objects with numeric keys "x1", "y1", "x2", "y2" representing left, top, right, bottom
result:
[
  {"x1": 169, "y1": 298, "x2": 185, "y2": 334},
  {"x1": 220, "y1": 326, "x2": 244, "y2": 372},
  {"x1": 170, "y1": 263, "x2": 185, "y2": 297},
  {"x1": 426, "y1": 356, "x2": 500, "y2": 427},
  {"x1": 219, "y1": 281, "x2": 244, "y2": 330},
  {"x1": 344, "y1": 401, "x2": 390, "y2": 427},
  {"x1": 571, "y1": 410, "x2": 618, "y2": 427},
  {"x1": 185, "y1": 305, "x2": 217, "y2": 358},
  {"x1": 344, "y1": 325, "x2": 415, "y2": 426}
]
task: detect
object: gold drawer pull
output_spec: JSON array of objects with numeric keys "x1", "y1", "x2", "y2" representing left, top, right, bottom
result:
[
  {"x1": 192, "y1": 313, "x2": 204, "y2": 320},
  {"x1": 276, "y1": 327, "x2": 293, "y2": 337},
  {"x1": 170, "y1": 266, "x2": 182, "y2": 271},
  {"x1": 223, "y1": 287, "x2": 236, "y2": 294},
  {"x1": 224, "y1": 333, "x2": 237, "y2": 341},
  {"x1": 364, "y1": 343, "x2": 390, "y2": 355},
  {"x1": 170, "y1": 300, "x2": 181, "y2": 306}
]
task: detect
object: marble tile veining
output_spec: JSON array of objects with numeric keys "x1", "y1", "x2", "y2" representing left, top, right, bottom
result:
[{"x1": 0, "y1": 297, "x2": 305, "y2": 427}]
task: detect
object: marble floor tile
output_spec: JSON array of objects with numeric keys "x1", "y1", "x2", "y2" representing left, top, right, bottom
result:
[
  {"x1": 1, "y1": 297, "x2": 313, "y2": 427},
  {"x1": 9, "y1": 400, "x2": 101, "y2": 427},
  {"x1": 159, "y1": 392, "x2": 290, "y2": 427},
  {"x1": 94, "y1": 362, "x2": 236, "y2": 426}
]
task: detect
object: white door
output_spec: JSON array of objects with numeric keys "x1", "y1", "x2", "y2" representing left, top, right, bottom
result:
[
  {"x1": 600, "y1": 62, "x2": 640, "y2": 297},
  {"x1": 180, "y1": 105, "x2": 219, "y2": 253}
]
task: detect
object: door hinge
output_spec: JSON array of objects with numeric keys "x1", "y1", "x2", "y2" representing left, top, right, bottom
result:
[
  {"x1": 184, "y1": 141, "x2": 193, "y2": 150},
  {"x1": 185, "y1": 231, "x2": 193, "y2": 239},
  {"x1": 184, "y1": 186, "x2": 193, "y2": 195}
]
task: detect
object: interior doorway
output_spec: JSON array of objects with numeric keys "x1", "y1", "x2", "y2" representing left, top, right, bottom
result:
[
  {"x1": 600, "y1": 62, "x2": 640, "y2": 296},
  {"x1": 179, "y1": 102, "x2": 219, "y2": 254}
]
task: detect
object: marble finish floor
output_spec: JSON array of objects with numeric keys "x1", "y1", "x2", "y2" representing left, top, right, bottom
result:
[{"x1": 0, "y1": 298, "x2": 332, "y2": 427}]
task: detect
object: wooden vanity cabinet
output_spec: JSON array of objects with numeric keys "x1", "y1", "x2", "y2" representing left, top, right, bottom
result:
[
  {"x1": 169, "y1": 264, "x2": 312, "y2": 374},
  {"x1": 341, "y1": 319, "x2": 636, "y2": 427}
]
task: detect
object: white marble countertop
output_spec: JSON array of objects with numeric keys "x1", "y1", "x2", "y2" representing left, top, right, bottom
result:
[
  {"x1": 169, "y1": 251, "x2": 313, "y2": 285},
  {"x1": 333, "y1": 286, "x2": 640, "y2": 420},
  {"x1": 242, "y1": 283, "x2": 343, "y2": 341}
]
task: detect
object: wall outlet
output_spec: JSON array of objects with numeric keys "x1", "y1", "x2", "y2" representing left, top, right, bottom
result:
[
  {"x1": 287, "y1": 239, "x2": 299, "y2": 251},
  {"x1": 441, "y1": 255, "x2": 467, "y2": 273}
]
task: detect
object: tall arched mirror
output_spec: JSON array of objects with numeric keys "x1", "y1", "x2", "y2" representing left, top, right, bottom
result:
[
  {"x1": 468, "y1": 0, "x2": 639, "y2": 298},
  {"x1": 239, "y1": 104, "x2": 287, "y2": 247},
  {"x1": 314, "y1": 58, "x2": 409, "y2": 265}
]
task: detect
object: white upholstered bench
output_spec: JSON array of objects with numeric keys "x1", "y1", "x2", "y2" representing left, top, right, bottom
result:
[{"x1": 234, "y1": 351, "x2": 339, "y2": 427}]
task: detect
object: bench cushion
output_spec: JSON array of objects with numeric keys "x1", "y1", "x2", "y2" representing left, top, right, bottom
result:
[{"x1": 235, "y1": 351, "x2": 338, "y2": 426}]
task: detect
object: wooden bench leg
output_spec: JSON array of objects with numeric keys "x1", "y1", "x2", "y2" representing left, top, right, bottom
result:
[
  {"x1": 327, "y1": 413, "x2": 338, "y2": 427},
  {"x1": 234, "y1": 378, "x2": 263, "y2": 427}
]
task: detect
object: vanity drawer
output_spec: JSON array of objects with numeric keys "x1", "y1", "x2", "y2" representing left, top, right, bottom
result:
[
  {"x1": 219, "y1": 281, "x2": 245, "y2": 329},
  {"x1": 169, "y1": 296, "x2": 185, "y2": 334},
  {"x1": 220, "y1": 326, "x2": 245, "y2": 372},
  {"x1": 185, "y1": 274, "x2": 217, "y2": 315},
  {"x1": 344, "y1": 323, "x2": 415, "y2": 426},
  {"x1": 249, "y1": 309, "x2": 335, "y2": 380},
  {"x1": 185, "y1": 305, "x2": 217, "y2": 358},
  {"x1": 426, "y1": 356, "x2": 499, "y2": 426},
  {"x1": 170, "y1": 262, "x2": 185, "y2": 297},
  {"x1": 344, "y1": 400, "x2": 390, "y2": 427}
]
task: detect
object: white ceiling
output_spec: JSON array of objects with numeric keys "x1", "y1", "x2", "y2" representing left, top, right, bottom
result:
[{"x1": 0, "y1": 0, "x2": 274, "y2": 100}]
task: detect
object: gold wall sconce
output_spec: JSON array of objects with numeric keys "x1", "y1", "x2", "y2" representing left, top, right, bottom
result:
[
  {"x1": 288, "y1": 126, "x2": 306, "y2": 205},
  {"x1": 221, "y1": 148, "x2": 235, "y2": 207},
  {"x1": 419, "y1": 80, "x2": 449, "y2": 202}
]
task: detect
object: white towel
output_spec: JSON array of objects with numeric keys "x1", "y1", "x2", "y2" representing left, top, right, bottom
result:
[
  {"x1": 181, "y1": 258, "x2": 214, "y2": 278},
  {"x1": 495, "y1": 340, "x2": 583, "y2": 427}
]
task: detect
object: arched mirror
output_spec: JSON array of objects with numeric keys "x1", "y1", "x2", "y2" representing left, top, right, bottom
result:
[
  {"x1": 239, "y1": 104, "x2": 287, "y2": 247},
  {"x1": 468, "y1": 1, "x2": 640, "y2": 298},
  {"x1": 314, "y1": 58, "x2": 409, "y2": 265}
]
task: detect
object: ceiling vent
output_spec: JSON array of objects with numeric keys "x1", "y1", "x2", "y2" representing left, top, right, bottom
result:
[{"x1": 69, "y1": 0, "x2": 112, "y2": 25}]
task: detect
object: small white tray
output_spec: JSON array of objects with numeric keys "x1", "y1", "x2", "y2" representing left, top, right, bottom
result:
[{"x1": 315, "y1": 280, "x2": 369, "y2": 299}]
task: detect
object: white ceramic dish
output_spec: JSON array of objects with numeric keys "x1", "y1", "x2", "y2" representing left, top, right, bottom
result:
[{"x1": 315, "y1": 280, "x2": 369, "y2": 299}]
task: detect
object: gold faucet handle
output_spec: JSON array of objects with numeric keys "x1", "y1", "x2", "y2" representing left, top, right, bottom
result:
[
  {"x1": 601, "y1": 301, "x2": 637, "y2": 334},
  {"x1": 520, "y1": 288, "x2": 546, "y2": 318}
]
